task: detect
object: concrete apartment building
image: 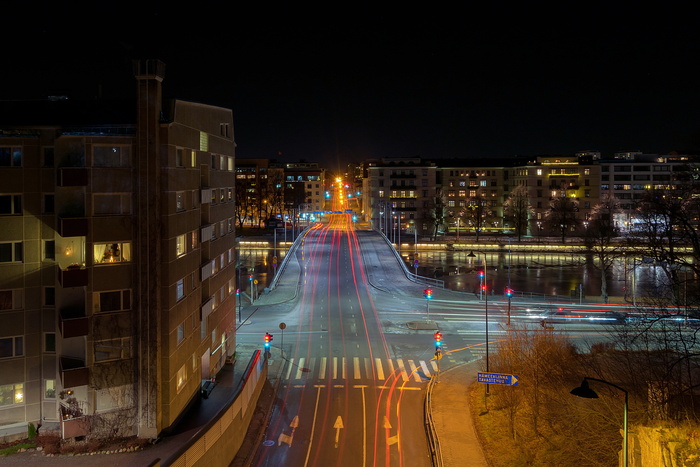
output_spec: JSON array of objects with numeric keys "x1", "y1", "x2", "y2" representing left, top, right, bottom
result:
[
  {"x1": 364, "y1": 158, "x2": 439, "y2": 236},
  {"x1": 0, "y1": 59, "x2": 237, "y2": 440},
  {"x1": 510, "y1": 155, "x2": 601, "y2": 236},
  {"x1": 599, "y1": 152, "x2": 694, "y2": 232}
]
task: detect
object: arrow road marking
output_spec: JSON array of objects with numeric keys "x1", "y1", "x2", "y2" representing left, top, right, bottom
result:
[{"x1": 334, "y1": 415, "x2": 344, "y2": 448}]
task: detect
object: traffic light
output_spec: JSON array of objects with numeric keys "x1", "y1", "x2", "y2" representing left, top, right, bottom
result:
[
  {"x1": 505, "y1": 288, "x2": 513, "y2": 298},
  {"x1": 424, "y1": 288, "x2": 433, "y2": 299},
  {"x1": 477, "y1": 269, "x2": 485, "y2": 279},
  {"x1": 433, "y1": 331, "x2": 443, "y2": 350},
  {"x1": 264, "y1": 332, "x2": 273, "y2": 350},
  {"x1": 249, "y1": 275, "x2": 253, "y2": 281},
  {"x1": 236, "y1": 288, "x2": 241, "y2": 296}
]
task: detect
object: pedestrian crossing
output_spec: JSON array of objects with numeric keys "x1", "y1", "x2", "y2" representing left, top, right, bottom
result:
[{"x1": 282, "y1": 356, "x2": 441, "y2": 383}]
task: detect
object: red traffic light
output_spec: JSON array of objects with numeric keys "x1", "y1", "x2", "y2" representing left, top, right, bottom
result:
[
  {"x1": 434, "y1": 331, "x2": 443, "y2": 348},
  {"x1": 505, "y1": 288, "x2": 513, "y2": 297}
]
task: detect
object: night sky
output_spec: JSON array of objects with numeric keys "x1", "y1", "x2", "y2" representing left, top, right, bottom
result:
[{"x1": 4, "y1": 4, "x2": 700, "y2": 170}]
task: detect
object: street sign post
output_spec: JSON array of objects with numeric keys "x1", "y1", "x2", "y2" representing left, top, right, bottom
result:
[{"x1": 477, "y1": 372, "x2": 519, "y2": 386}]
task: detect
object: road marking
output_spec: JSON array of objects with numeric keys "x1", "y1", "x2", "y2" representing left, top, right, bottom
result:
[
  {"x1": 303, "y1": 386, "x2": 322, "y2": 467},
  {"x1": 354, "y1": 357, "x2": 361, "y2": 379},
  {"x1": 396, "y1": 359, "x2": 409, "y2": 382},
  {"x1": 285, "y1": 358, "x2": 295, "y2": 380},
  {"x1": 376, "y1": 386, "x2": 421, "y2": 391},
  {"x1": 333, "y1": 357, "x2": 338, "y2": 379},
  {"x1": 430, "y1": 360, "x2": 439, "y2": 372},
  {"x1": 295, "y1": 357, "x2": 306, "y2": 379},
  {"x1": 319, "y1": 357, "x2": 327, "y2": 379},
  {"x1": 375, "y1": 358, "x2": 384, "y2": 380},
  {"x1": 408, "y1": 360, "x2": 421, "y2": 382},
  {"x1": 420, "y1": 360, "x2": 431, "y2": 378},
  {"x1": 342, "y1": 357, "x2": 347, "y2": 379}
]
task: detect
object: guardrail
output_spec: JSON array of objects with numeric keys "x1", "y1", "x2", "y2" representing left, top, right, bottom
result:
[{"x1": 424, "y1": 376, "x2": 443, "y2": 467}]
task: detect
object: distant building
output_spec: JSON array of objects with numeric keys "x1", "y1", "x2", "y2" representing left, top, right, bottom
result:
[{"x1": 0, "y1": 59, "x2": 237, "y2": 439}]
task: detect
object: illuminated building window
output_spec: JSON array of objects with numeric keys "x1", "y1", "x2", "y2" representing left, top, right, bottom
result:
[
  {"x1": 0, "y1": 383, "x2": 24, "y2": 406},
  {"x1": 177, "y1": 364, "x2": 187, "y2": 393},
  {"x1": 94, "y1": 242, "x2": 131, "y2": 264},
  {"x1": 176, "y1": 234, "x2": 186, "y2": 257}
]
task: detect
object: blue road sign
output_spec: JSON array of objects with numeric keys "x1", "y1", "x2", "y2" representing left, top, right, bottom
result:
[{"x1": 477, "y1": 372, "x2": 519, "y2": 386}]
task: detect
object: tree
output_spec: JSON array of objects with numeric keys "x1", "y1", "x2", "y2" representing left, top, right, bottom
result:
[
  {"x1": 543, "y1": 196, "x2": 579, "y2": 243},
  {"x1": 465, "y1": 197, "x2": 490, "y2": 242},
  {"x1": 632, "y1": 172, "x2": 700, "y2": 307},
  {"x1": 503, "y1": 185, "x2": 533, "y2": 241},
  {"x1": 583, "y1": 191, "x2": 622, "y2": 303},
  {"x1": 427, "y1": 189, "x2": 447, "y2": 240}
]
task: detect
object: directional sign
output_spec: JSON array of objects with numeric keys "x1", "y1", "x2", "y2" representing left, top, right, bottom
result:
[{"x1": 477, "y1": 372, "x2": 519, "y2": 386}]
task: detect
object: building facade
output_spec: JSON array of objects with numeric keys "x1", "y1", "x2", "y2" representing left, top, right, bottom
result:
[{"x1": 0, "y1": 59, "x2": 237, "y2": 439}]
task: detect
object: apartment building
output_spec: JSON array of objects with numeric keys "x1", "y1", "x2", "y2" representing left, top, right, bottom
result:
[
  {"x1": 364, "y1": 158, "x2": 438, "y2": 236},
  {"x1": 599, "y1": 153, "x2": 694, "y2": 232},
  {"x1": 0, "y1": 59, "x2": 236, "y2": 439},
  {"x1": 510, "y1": 156, "x2": 600, "y2": 236}
]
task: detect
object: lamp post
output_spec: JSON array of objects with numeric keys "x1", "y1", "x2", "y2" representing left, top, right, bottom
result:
[
  {"x1": 571, "y1": 377, "x2": 628, "y2": 467},
  {"x1": 468, "y1": 250, "x2": 489, "y2": 393}
]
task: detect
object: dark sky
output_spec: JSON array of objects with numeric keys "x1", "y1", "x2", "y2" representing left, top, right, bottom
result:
[{"x1": 5, "y1": 4, "x2": 700, "y2": 170}]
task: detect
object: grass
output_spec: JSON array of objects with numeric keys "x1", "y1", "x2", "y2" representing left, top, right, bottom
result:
[{"x1": 0, "y1": 442, "x2": 36, "y2": 456}]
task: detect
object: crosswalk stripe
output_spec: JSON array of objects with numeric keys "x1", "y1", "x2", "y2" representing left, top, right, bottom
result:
[
  {"x1": 408, "y1": 360, "x2": 421, "y2": 382},
  {"x1": 375, "y1": 358, "x2": 384, "y2": 380},
  {"x1": 353, "y1": 357, "x2": 361, "y2": 379},
  {"x1": 295, "y1": 357, "x2": 306, "y2": 379},
  {"x1": 342, "y1": 357, "x2": 347, "y2": 379},
  {"x1": 396, "y1": 359, "x2": 409, "y2": 382},
  {"x1": 320, "y1": 357, "x2": 327, "y2": 379},
  {"x1": 285, "y1": 358, "x2": 295, "y2": 380},
  {"x1": 420, "y1": 360, "x2": 431, "y2": 378},
  {"x1": 430, "y1": 360, "x2": 438, "y2": 372},
  {"x1": 387, "y1": 359, "x2": 396, "y2": 380}
]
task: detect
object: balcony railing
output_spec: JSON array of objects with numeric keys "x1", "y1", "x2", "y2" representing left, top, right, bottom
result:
[
  {"x1": 60, "y1": 357, "x2": 89, "y2": 388},
  {"x1": 59, "y1": 308, "x2": 88, "y2": 338},
  {"x1": 57, "y1": 217, "x2": 88, "y2": 237},
  {"x1": 57, "y1": 168, "x2": 88, "y2": 186},
  {"x1": 58, "y1": 265, "x2": 88, "y2": 288}
]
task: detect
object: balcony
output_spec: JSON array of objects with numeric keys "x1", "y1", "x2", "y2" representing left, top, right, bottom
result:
[
  {"x1": 59, "y1": 308, "x2": 89, "y2": 338},
  {"x1": 60, "y1": 357, "x2": 89, "y2": 388},
  {"x1": 58, "y1": 265, "x2": 88, "y2": 288},
  {"x1": 57, "y1": 217, "x2": 88, "y2": 237},
  {"x1": 57, "y1": 168, "x2": 88, "y2": 187}
]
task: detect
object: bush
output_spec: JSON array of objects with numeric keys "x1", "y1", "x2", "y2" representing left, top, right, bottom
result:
[{"x1": 27, "y1": 422, "x2": 37, "y2": 440}]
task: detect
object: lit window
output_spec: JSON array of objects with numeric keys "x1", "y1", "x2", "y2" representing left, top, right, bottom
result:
[
  {"x1": 0, "y1": 383, "x2": 24, "y2": 406},
  {"x1": 177, "y1": 364, "x2": 187, "y2": 392},
  {"x1": 44, "y1": 380, "x2": 56, "y2": 399},
  {"x1": 176, "y1": 234, "x2": 186, "y2": 257},
  {"x1": 94, "y1": 242, "x2": 131, "y2": 264}
]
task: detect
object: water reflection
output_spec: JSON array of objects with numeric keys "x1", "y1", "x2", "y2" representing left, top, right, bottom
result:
[{"x1": 237, "y1": 242, "x2": 664, "y2": 303}]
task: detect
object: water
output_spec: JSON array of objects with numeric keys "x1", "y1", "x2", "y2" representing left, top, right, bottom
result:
[{"x1": 237, "y1": 238, "x2": 667, "y2": 303}]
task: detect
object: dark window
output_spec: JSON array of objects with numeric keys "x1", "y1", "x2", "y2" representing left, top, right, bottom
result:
[{"x1": 0, "y1": 291, "x2": 12, "y2": 310}]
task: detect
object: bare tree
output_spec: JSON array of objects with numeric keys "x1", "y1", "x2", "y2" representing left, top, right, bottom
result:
[
  {"x1": 503, "y1": 185, "x2": 533, "y2": 242},
  {"x1": 464, "y1": 196, "x2": 490, "y2": 242},
  {"x1": 583, "y1": 191, "x2": 622, "y2": 303},
  {"x1": 544, "y1": 196, "x2": 579, "y2": 243}
]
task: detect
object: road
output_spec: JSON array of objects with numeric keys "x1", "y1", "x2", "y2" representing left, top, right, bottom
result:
[{"x1": 249, "y1": 215, "x2": 432, "y2": 467}]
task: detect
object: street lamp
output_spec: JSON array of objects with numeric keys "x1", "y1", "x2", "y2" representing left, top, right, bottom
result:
[
  {"x1": 570, "y1": 377, "x2": 628, "y2": 467},
  {"x1": 468, "y1": 250, "x2": 489, "y2": 392}
]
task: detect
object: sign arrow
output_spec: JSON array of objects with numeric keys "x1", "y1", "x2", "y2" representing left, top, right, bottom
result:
[
  {"x1": 334, "y1": 415, "x2": 344, "y2": 447},
  {"x1": 278, "y1": 415, "x2": 299, "y2": 447}
]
